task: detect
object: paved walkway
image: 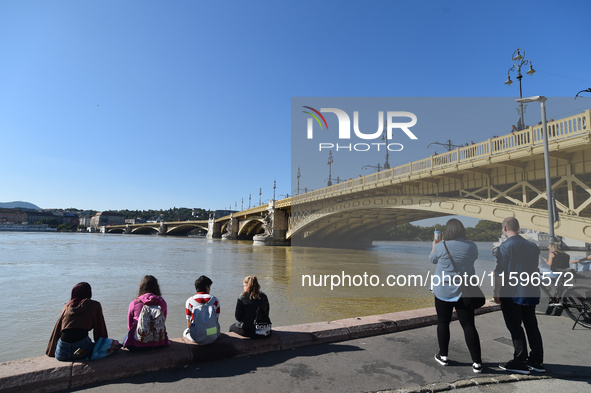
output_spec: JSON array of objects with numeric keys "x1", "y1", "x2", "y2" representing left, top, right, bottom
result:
[
  {"x1": 68, "y1": 307, "x2": 591, "y2": 393},
  {"x1": 3, "y1": 301, "x2": 588, "y2": 393}
]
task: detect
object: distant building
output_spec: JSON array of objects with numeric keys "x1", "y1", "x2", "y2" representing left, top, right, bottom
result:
[
  {"x1": 79, "y1": 216, "x2": 93, "y2": 227},
  {"x1": 62, "y1": 213, "x2": 80, "y2": 226},
  {"x1": 125, "y1": 218, "x2": 146, "y2": 224},
  {"x1": 26, "y1": 211, "x2": 59, "y2": 225},
  {"x1": 90, "y1": 211, "x2": 125, "y2": 228},
  {"x1": 0, "y1": 209, "x2": 27, "y2": 224}
]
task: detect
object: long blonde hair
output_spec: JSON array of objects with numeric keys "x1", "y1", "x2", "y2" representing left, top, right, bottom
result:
[{"x1": 243, "y1": 276, "x2": 261, "y2": 299}]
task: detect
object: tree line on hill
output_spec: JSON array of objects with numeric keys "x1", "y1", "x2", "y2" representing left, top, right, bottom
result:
[
  {"x1": 382, "y1": 220, "x2": 502, "y2": 242},
  {"x1": 116, "y1": 207, "x2": 211, "y2": 221}
]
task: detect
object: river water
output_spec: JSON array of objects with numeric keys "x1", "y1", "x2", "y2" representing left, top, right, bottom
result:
[{"x1": 0, "y1": 232, "x2": 500, "y2": 363}]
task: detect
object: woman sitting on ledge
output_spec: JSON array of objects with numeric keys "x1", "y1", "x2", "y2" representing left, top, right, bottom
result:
[
  {"x1": 123, "y1": 275, "x2": 170, "y2": 350},
  {"x1": 229, "y1": 276, "x2": 272, "y2": 338},
  {"x1": 46, "y1": 282, "x2": 108, "y2": 361}
]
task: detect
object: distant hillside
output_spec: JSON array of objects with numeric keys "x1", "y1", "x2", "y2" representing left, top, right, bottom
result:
[{"x1": 0, "y1": 201, "x2": 41, "y2": 210}]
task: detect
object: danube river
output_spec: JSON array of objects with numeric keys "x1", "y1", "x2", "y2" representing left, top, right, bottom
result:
[{"x1": 0, "y1": 232, "x2": 499, "y2": 363}]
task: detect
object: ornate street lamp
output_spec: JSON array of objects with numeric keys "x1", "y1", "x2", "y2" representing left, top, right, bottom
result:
[
  {"x1": 327, "y1": 150, "x2": 334, "y2": 186},
  {"x1": 516, "y1": 96, "x2": 555, "y2": 241},
  {"x1": 505, "y1": 48, "x2": 536, "y2": 130}
]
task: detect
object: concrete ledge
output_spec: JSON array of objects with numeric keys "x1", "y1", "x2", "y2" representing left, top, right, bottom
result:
[
  {"x1": 0, "y1": 356, "x2": 72, "y2": 393},
  {"x1": 274, "y1": 321, "x2": 351, "y2": 346},
  {"x1": 69, "y1": 340, "x2": 191, "y2": 390},
  {"x1": 0, "y1": 304, "x2": 501, "y2": 393},
  {"x1": 331, "y1": 314, "x2": 399, "y2": 339}
]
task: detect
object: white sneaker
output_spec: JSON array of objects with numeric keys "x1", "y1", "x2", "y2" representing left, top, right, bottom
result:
[
  {"x1": 434, "y1": 354, "x2": 449, "y2": 366},
  {"x1": 473, "y1": 363, "x2": 482, "y2": 373}
]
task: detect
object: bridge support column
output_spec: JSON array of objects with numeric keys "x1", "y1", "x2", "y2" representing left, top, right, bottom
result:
[
  {"x1": 207, "y1": 217, "x2": 222, "y2": 239},
  {"x1": 124, "y1": 224, "x2": 131, "y2": 234},
  {"x1": 158, "y1": 222, "x2": 168, "y2": 236},
  {"x1": 222, "y1": 214, "x2": 239, "y2": 240},
  {"x1": 253, "y1": 200, "x2": 290, "y2": 246}
]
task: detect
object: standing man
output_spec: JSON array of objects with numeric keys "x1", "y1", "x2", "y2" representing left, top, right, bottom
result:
[{"x1": 494, "y1": 217, "x2": 544, "y2": 374}]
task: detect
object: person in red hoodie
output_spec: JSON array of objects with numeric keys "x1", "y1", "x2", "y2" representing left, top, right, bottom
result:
[
  {"x1": 46, "y1": 282, "x2": 108, "y2": 361},
  {"x1": 123, "y1": 275, "x2": 170, "y2": 350}
]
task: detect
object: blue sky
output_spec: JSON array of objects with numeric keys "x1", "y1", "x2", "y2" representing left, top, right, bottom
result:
[{"x1": 1, "y1": 1, "x2": 590, "y2": 213}]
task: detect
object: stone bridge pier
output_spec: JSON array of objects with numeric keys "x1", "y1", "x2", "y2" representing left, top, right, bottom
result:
[
  {"x1": 206, "y1": 217, "x2": 222, "y2": 239},
  {"x1": 253, "y1": 200, "x2": 290, "y2": 246},
  {"x1": 158, "y1": 222, "x2": 167, "y2": 235},
  {"x1": 222, "y1": 214, "x2": 239, "y2": 240}
]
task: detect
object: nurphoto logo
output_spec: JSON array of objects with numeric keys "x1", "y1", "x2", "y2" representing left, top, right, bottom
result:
[{"x1": 302, "y1": 106, "x2": 418, "y2": 152}]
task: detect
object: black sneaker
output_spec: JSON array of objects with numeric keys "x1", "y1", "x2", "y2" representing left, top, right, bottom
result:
[
  {"x1": 528, "y1": 362, "x2": 546, "y2": 373},
  {"x1": 499, "y1": 360, "x2": 530, "y2": 374},
  {"x1": 472, "y1": 363, "x2": 482, "y2": 373},
  {"x1": 434, "y1": 353, "x2": 448, "y2": 366}
]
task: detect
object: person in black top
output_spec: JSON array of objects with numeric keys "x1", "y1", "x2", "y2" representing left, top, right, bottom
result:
[
  {"x1": 544, "y1": 242, "x2": 571, "y2": 271},
  {"x1": 229, "y1": 276, "x2": 271, "y2": 338}
]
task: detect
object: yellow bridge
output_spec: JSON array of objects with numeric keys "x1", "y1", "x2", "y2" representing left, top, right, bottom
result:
[{"x1": 107, "y1": 109, "x2": 591, "y2": 248}]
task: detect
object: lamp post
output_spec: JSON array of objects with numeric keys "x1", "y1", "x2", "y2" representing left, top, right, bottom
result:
[
  {"x1": 505, "y1": 48, "x2": 536, "y2": 130},
  {"x1": 382, "y1": 126, "x2": 390, "y2": 169},
  {"x1": 516, "y1": 95, "x2": 555, "y2": 241},
  {"x1": 362, "y1": 163, "x2": 381, "y2": 173},
  {"x1": 327, "y1": 150, "x2": 334, "y2": 186},
  {"x1": 273, "y1": 180, "x2": 276, "y2": 201},
  {"x1": 296, "y1": 167, "x2": 301, "y2": 195}
]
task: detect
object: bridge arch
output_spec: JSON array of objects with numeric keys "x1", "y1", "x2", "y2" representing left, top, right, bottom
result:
[
  {"x1": 289, "y1": 195, "x2": 589, "y2": 247},
  {"x1": 105, "y1": 227, "x2": 126, "y2": 234},
  {"x1": 166, "y1": 223, "x2": 208, "y2": 236},
  {"x1": 131, "y1": 226, "x2": 159, "y2": 235},
  {"x1": 238, "y1": 217, "x2": 265, "y2": 238}
]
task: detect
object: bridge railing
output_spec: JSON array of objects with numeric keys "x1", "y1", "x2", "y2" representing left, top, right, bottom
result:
[{"x1": 294, "y1": 109, "x2": 591, "y2": 203}]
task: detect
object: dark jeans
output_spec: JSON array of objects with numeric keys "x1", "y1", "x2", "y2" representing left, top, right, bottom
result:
[
  {"x1": 434, "y1": 297, "x2": 482, "y2": 364},
  {"x1": 500, "y1": 299, "x2": 543, "y2": 364}
]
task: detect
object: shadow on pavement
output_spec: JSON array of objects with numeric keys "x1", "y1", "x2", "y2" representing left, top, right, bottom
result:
[{"x1": 65, "y1": 342, "x2": 364, "y2": 391}]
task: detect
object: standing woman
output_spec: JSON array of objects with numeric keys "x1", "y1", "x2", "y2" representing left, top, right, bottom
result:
[
  {"x1": 46, "y1": 282, "x2": 108, "y2": 361},
  {"x1": 430, "y1": 219, "x2": 482, "y2": 373},
  {"x1": 123, "y1": 275, "x2": 170, "y2": 350},
  {"x1": 229, "y1": 276, "x2": 271, "y2": 338}
]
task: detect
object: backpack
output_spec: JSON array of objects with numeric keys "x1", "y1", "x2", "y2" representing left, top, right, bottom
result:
[
  {"x1": 189, "y1": 297, "x2": 220, "y2": 344},
  {"x1": 134, "y1": 300, "x2": 167, "y2": 343},
  {"x1": 254, "y1": 302, "x2": 272, "y2": 337}
]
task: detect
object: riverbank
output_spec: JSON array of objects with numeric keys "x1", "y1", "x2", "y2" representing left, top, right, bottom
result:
[{"x1": 0, "y1": 303, "x2": 504, "y2": 392}]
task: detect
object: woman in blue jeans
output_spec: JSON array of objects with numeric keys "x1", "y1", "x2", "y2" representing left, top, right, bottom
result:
[
  {"x1": 46, "y1": 282, "x2": 109, "y2": 361},
  {"x1": 429, "y1": 219, "x2": 482, "y2": 373}
]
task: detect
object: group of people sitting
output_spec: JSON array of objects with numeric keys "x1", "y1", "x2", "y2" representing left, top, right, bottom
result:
[{"x1": 46, "y1": 275, "x2": 271, "y2": 362}]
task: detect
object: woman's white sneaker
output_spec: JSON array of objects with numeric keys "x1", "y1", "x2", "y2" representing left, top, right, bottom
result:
[
  {"x1": 472, "y1": 363, "x2": 482, "y2": 373},
  {"x1": 434, "y1": 354, "x2": 448, "y2": 366}
]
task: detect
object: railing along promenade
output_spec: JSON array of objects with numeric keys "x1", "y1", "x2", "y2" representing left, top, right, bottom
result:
[{"x1": 294, "y1": 109, "x2": 590, "y2": 204}]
